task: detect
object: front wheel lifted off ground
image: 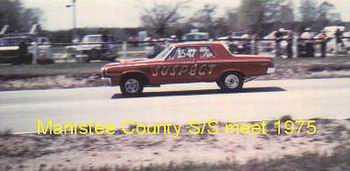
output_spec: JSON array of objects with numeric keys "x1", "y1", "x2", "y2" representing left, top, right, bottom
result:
[{"x1": 217, "y1": 72, "x2": 243, "y2": 92}]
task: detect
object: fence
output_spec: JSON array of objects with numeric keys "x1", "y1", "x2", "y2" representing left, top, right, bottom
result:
[{"x1": 31, "y1": 36, "x2": 350, "y2": 64}]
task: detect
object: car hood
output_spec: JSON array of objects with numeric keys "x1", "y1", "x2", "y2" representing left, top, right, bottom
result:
[
  {"x1": 68, "y1": 44, "x2": 102, "y2": 51},
  {"x1": 0, "y1": 46, "x2": 19, "y2": 51},
  {"x1": 104, "y1": 58, "x2": 160, "y2": 67}
]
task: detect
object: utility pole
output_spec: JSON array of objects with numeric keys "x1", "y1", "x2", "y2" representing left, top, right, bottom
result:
[
  {"x1": 66, "y1": 0, "x2": 77, "y2": 41},
  {"x1": 72, "y1": 0, "x2": 77, "y2": 39}
]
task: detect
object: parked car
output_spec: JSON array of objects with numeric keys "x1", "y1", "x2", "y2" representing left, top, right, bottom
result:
[
  {"x1": 0, "y1": 35, "x2": 52, "y2": 65},
  {"x1": 344, "y1": 31, "x2": 350, "y2": 52},
  {"x1": 101, "y1": 41, "x2": 275, "y2": 96},
  {"x1": 66, "y1": 34, "x2": 118, "y2": 63},
  {"x1": 217, "y1": 32, "x2": 247, "y2": 41},
  {"x1": 260, "y1": 29, "x2": 293, "y2": 52},
  {"x1": 182, "y1": 32, "x2": 209, "y2": 41},
  {"x1": 314, "y1": 26, "x2": 349, "y2": 53},
  {"x1": 144, "y1": 36, "x2": 178, "y2": 58},
  {"x1": 218, "y1": 32, "x2": 252, "y2": 54}
]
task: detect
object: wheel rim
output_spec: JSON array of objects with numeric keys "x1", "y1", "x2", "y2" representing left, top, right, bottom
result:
[
  {"x1": 124, "y1": 78, "x2": 140, "y2": 93},
  {"x1": 224, "y1": 74, "x2": 240, "y2": 89}
]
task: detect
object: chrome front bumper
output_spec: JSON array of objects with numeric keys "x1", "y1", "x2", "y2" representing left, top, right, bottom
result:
[
  {"x1": 101, "y1": 77, "x2": 112, "y2": 86},
  {"x1": 266, "y1": 67, "x2": 276, "y2": 74}
]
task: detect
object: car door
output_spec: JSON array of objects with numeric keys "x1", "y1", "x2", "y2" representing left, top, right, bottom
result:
[
  {"x1": 194, "y1": 46, "x2": 218, "y2": 82},
  {"x1": 154, "y1": 46, "x2": 198, "y2": 84}
]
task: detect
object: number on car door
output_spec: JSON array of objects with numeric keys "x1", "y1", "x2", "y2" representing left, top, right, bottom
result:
[
  {"x1": 195, "y1": 46, "x2": 217, "y2": 82},
  {"x1": 153, "y1": 46, "x2": 198, "y2": 83}
]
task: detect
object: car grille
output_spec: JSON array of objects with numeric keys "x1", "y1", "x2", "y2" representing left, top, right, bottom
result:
[{"x1": 0, "y1": 50, "x2": 18, "y2": 58}]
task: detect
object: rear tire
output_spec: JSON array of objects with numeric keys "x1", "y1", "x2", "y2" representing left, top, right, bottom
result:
[
  {"x1": 217, "y1": 72, "x2": 243, "y2": 92},
  {"x1": 120, "y1": 77, "x2": 144, "y2": 96}
]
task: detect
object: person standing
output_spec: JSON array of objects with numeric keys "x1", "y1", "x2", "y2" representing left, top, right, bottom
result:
[
  {"x1": 274, "y1": 29, "x2": 283, "y2": 58},
  {"x1": 335, "y1": 28, "x2": 344, "y2": 48},
  {"x1": 101, "y1": 33, "x2": 109, "y2": 52},
  {"x1": 252, "y1": 33, "x2": 259, "y2": 55},
  {"x1": 319, "y1": 31, "x2": 329, "y2": 58},
  {"x1": 300, "y1": 28, "x2": 314, "y2": 57},
  {"x1": 286, "y1": 31, "x2": 294, "y2": 58},
  {"x1": 334, "y1": 28, "x2": 345, "y2": 54}
]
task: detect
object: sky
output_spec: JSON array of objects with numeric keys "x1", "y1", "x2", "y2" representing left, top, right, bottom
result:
[{"x1": 22, "y1": 0, "x2": 350, "y2": 31}]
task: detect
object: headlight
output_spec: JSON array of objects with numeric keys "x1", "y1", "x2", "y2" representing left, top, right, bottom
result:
[
  {"x1": 266, "y1": 67, "x2": 276, "y2": 74},
  {"x1": 100, "y1": 67, "x2": 106, "y2": 77}
]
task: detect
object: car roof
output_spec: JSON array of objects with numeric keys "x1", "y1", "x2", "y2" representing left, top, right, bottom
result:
[
  {"x1": 0, "y1": 36, "x2": 30, "y2": 40},
  {"x1": 172, "y1": 41, "x2": 224, "y2": 47},
  {"x1": 85, "y1": 34, "x2": 103, "y2": 37},
  {"x1": 324, "y1": 26, "x2": 346, "y2": 32},
  {"x1": 184, "y1": 32, "x2": 209, "y2": 35}
]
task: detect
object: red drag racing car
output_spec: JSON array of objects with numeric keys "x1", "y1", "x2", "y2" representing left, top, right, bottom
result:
[{"x1": 101, "y1": 41, "x2": 275, "y2": 96}]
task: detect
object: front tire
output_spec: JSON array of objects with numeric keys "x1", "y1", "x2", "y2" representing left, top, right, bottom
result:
[
  {"x1": 217, "y1": 72, "x2": 243, "y2": 92},
  {"x1": 120, "y1": 77, "x2": 144, "y2": 96}
]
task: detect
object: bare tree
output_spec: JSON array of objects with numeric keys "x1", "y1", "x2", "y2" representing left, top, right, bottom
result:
[
  {"x1": 275, "y1": 0, "x2": 294, "y2": 23},
  {"x1": 238, "y1": 0, "x2": 290, "y2": 34},
  {"x1": 313, "y1": 1, "x2": 340, "y2": 30},
  {"x1": 189, "y1": 4, "x2": 217, "y2": 36},
  {"x1": 299, "y1": 0, "x2": 318, "y2": 22},
  {"x1": 224, "y1": 8, "x2": 241, "y2": 31},
  {"x1": 141, "y1": 1, "x2": 190, "y2": 37},
  {"x1": 20, "y1": 8, "x2": 42, "y2": 31},
  {"x1": 0, "y1": 0, "x2": 41, "y2": 33},
  {"x1": 318, "y1": 1, "x2": 339, "y2": 21}
]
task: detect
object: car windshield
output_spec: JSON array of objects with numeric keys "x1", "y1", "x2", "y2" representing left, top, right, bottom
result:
[
  {"x1": 232, "y1": 32, "x2": 245, "y2": 37},
  {"x1": 154, "y1": 45, "x2": 173, "y2": 59},
  {"x1": 222, "y1": 42, "x2": 235, "y2": 56},
  {"x1": 184, "y1": 33, "x2": 209, "y2": 40}
]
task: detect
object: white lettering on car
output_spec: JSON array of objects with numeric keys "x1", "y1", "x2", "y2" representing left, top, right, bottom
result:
[
  {"x1": 160, "y1": 66, "x2": 169, "y2": 76},
  {"x1": 198, "y1": 64, "x2": 207, "y2": 76},
  {"x1": 176, "y1": 48, "x2": 197, "y2": 59},
  {"x1": 189, "y1": 64, "x2": 198, "y2": 76},
  {"x1": 169, "y1": 65, "x2": 179, "y2": 76},
  {"x1": 151, "y1": 67, "x2": 160, "y2": 77},
  {"x1": 152, "y1": 64, "x2": 216, "y2": 77},
  {"x1": 178, "y1": 65, "x2": 189, "y2": 76}
]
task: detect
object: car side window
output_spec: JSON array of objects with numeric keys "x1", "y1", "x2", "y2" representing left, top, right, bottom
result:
[
  {"x1": 167, "y1": 47, "x2": 197, "y2": 60},
  {"x1": 198, "y1": 46, "x2": 215, "y2": 58}
]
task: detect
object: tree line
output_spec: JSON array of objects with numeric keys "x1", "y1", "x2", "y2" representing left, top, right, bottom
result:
[
  {"x1": 0, "y1": 0, "x2": 346, "y2": 43},
  {"x1": 141, "y1": 0, "x2": 344, "y2": 38},
  {"x1": 0, "y1": 0, "x2": 41, "y2": 33}
]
